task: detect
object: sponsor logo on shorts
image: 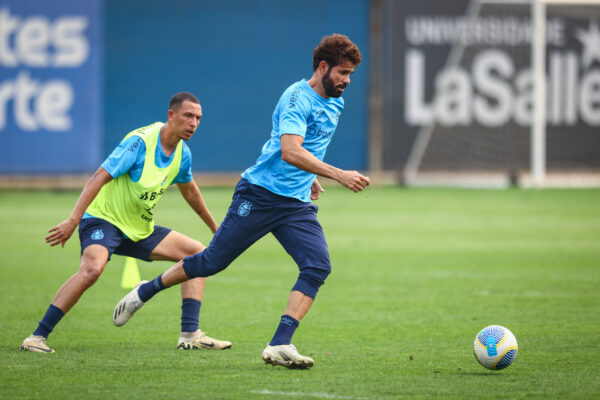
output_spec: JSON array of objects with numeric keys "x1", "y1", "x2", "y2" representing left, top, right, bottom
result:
[
  {"x1": 91, "y1": 229, "x2": 104, "y2": 240},
  {"x1": 238, "y1": 201, "x2": 252, "y2": 217}
]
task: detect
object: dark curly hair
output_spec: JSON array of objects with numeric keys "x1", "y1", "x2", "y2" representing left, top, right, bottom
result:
[
  {"x1": 312, "y1": 34, "x2": 362, "y2": 71},
  {"x1": 169, "y1": 92, "x2": 200, "y2": 111}
]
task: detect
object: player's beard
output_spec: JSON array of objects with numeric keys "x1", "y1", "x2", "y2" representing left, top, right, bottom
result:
[{"x1": 321, "y1": 66, "x2": 345, "y2": 98}]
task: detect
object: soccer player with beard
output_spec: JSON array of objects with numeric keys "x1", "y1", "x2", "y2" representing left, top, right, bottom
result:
[{"x1": 113, "y1": 34, "x2": 369, "y2": 369}]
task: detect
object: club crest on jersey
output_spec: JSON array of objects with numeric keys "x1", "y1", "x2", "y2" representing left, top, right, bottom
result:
[
  {"x1": 91, "y1": 229, "x2": 104, "y2": 240},
  {"x1": 238, "y1": 201, "x2": 252, "y2": 217}
]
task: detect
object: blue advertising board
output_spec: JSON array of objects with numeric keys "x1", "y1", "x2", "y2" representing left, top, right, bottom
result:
[
  {"x1": 104, "y1": 0, "x2": 369, "y2": 172},
  {"x1": 0, "y1": 0, "x2": 102, "y2": 173}
]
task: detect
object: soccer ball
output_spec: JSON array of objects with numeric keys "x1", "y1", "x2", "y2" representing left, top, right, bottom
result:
[{"x1": 473, "y1": 325, "x2": 518, "y2": 370}]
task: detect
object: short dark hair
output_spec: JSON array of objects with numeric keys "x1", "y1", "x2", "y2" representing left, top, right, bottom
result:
[
  {"x1": 312, "y1": 34, "x2": 362, "y2": 71},
  {"x1": 169, "y1": 92, "x2": 200, "y2": 111}
]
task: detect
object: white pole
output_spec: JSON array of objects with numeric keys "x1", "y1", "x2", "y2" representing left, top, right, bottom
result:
[{"x1": 532, "y1": 0, "x2": 546, "y2": 187}]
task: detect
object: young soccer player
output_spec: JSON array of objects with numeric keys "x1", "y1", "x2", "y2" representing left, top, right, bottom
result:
[
  {"x1": 21, "y1": 93, "x2": 231, "y2": 353},
  {"x1": 113, "y1": 34, "x2": 369, "y2": 369}
]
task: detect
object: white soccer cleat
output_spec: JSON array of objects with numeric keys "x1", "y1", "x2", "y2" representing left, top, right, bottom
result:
[
  {"x1": 113, "y1": 280, "x2": 147, "y2": 326},
  {"x1": 20, "y1": 335, "x2": 55, "y2": 353},
  {"x1": 262, "y1": 344, "x2": 314, "y2": 369},
  {"x1": 177, "y1": 329, "x2": 232, "y2": 350}
]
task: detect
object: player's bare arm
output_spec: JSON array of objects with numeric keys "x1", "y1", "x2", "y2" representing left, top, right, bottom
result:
[
  {"x1": 45, "y1": 167, "x2": 113, "y2": 247},
  {"x1": 280, "y1": 134, "x2": 370, "y2": 192},
  {"x1": 176, "y1": 180, "x2": 219, "y2": 234}
]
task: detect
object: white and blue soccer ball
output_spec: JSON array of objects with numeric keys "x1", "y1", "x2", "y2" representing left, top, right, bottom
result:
[{"x1": 473, "y1": 325, "x2": 518, "y2": 370}]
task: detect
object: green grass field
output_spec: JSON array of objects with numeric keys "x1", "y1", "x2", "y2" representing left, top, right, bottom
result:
[{"x1": 1, "y1": 186, "x2": 599, "y2": 399}]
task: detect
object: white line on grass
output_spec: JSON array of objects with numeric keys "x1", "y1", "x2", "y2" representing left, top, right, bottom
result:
[{"x1": 250, "y1": 389, "x2": 367, "y2": 399}]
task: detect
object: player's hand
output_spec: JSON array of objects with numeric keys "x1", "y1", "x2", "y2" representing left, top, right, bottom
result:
[
  {"x1": 310, "y1": 178, "x2": 325, "y2": 200},
  {"x1": 337, "y1": 170, "x2": 370, "y2": 193},
  {"x1": 46, "y1": 218, "x2": 78, "y2": 247}
]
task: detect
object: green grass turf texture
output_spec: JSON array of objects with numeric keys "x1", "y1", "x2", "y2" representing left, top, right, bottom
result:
[{"x1": 0, "y1": 186, "x2": 599, "y2": 399}]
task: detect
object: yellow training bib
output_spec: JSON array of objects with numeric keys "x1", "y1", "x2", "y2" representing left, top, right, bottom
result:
[{"x1": 86, "y1": 122, "x2": 182, "y2": 241}]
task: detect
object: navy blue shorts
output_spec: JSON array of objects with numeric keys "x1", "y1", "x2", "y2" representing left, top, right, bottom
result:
[
  {"x1": 78, "y1": 217, "x2": 171, "y2": 262},
  {"x1": 183, "y1": 178, "x2": 331, "y2": 280}
]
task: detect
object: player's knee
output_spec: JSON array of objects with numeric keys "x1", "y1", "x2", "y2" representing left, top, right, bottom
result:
[
  {"x1": 308, "y1": 263, "x2": 331, "y2": 282},
  {"x1": 182, "y1": 250, "x2": 230, "y2": 278},
  {"x1": 79, "y1": 261, "x2": 104, "y2": 287},
  {"x1": 292, "y1": 265, "x2": 331, "y2": 299}
]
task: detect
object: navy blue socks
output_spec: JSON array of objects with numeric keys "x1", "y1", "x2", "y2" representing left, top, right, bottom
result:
[
  {"x1": 33, "y1": 304, "x2": 65, "y2": 338},
  {"x1": 137, "y1": 274, "x2": 167, "y2": 302},
  {"x1": 269, "y1": 314, "x2": 299, "y2": 346},
  {"x1": 181, "y1": 298, "x2": 201, "y2": 333},
  {"x1": 138, "y1": 278, "x2": 201, "y2": 332}
]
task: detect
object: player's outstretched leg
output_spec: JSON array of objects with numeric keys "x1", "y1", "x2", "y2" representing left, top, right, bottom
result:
[
  {"x1": 113, "y1": 280, "x2": 148, "y2": 326},
  {"x1": 22, "y1": 246, "x2": 109, "y2": 353},
  {"x1": 262, "y1": 344, "x2": 314, "y2": 369}
]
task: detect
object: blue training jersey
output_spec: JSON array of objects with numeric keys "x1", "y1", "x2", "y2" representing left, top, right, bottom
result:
[
  {"x1": 101, "y1": 134, "x2": 192, "y2": 183},
  {"x1": 242, "y1": 79, "x2": 344, "y2": 202}
]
